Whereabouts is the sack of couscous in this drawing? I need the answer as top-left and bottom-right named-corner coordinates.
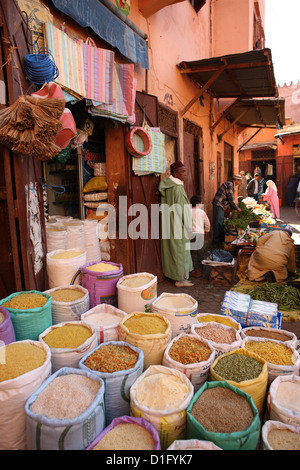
top-left (39, 321), bottom-right (98, 372)
top-left (117, 273), bottom-right (157, 314)
top-left (130, 365), bottom-right (194, 449)
top-left (44, 285), bottom-right (90, 324)
top-left (0, 340), bottom-right (51, 450)
top-left (261, 420), bottom-right (300, 450)
top-left (46, 248), bottom-right (87, 288)
top-left (0, 291), bottom-right (52, 341)
top-left (79, 341), bottom-right (144, 425)
top-left (25, 367), bottom-right (105, 450)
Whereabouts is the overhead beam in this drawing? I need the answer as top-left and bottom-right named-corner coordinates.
top-left (217, 109), bottom-right (248, 142)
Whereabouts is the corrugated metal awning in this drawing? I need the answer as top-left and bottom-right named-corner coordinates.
top-left (227, 98), bottom-right (285, 128)
top-left (178, 49), bottom-right (278, 117)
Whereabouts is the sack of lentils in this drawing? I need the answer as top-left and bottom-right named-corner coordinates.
top-left (242, 337), bottom-right (300, 385)
top-left (196, 313), bottom-right (242, 332)
top-left (25, 367), bottom-right (105, 450)
top-left (209, 348), bottom-right (268, 414)
top-left (39, 321), bottom-right (98, 372)
top-left (191, 321), bottom-right (242, 357)
top-left (162, 333), bottom-right (215, 391)
top-left (79, 341), bottom-right (144, 425)
top-left (0, 291), bottom-right (52, 341)
top-left (241, 326), bottom-right (297, 348)
top-left (187, 380), bottom-right (260, 450)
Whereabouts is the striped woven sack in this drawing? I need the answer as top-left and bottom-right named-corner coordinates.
top-left (132, 127), bottom-right (168, 175)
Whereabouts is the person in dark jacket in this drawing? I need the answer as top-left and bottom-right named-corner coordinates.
top-left (247, 173), bottom-right (260, 201)
top-left (286, 173), bottom-right (300, 206)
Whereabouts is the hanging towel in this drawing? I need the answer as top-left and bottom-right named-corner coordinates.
top-left (132, 128), bottom-right (168, 175)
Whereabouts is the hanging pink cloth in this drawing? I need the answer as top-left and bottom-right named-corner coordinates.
top-left (262, 181), bottom-right (280, 218)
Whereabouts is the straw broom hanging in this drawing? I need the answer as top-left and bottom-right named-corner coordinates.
top-left (0, 42), bottom-right (65, 160)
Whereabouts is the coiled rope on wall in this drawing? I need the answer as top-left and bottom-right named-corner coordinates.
top-left (25, 45), bottom-right (59, 86)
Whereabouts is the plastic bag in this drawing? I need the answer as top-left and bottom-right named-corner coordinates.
top-left (209, 249), bottom-right (233, 263)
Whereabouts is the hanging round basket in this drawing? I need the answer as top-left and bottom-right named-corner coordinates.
top-left (125, 126), bottom-right (152, 158)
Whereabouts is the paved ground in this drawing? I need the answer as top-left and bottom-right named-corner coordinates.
top-left (157, 205), bottom-right (300, 340)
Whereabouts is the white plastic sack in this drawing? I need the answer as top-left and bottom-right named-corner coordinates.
top-left (0, 340), bottom-right (51, 450)
top-left (25, 367), bottom-right (105, 450)
top-left (241, 326), bottom-right (297, 348)
top-left (261, 420), bottom-right (300, 450)
top-left (83, 219), bottom-right (101, 263)
top-left (44, 285), bottom-right (90, 324)
top-left (39, 321), bottom-right (98, 373)
top-left (162, 333), bottom-right (215, 391)
top-left (267, 374), bottom-right (300, 426)
top-left (66, 222), bottom-right (86, 251)
top-left (79, 341), bottom-right (144, 425)
top-left (46, 248), bottom-right (87, 288)
top-left (81, 304), bottom-right (127, 343)
top-left (196, 313), bottom-right (242, 332)
top-left (46, 224), bottom-right (67, 253)
top-left (167, 439), bottom-right (222, 450)
top-left (151, 293), bottom-right (198, 338)
top-left (191, 321), bottom-right (242, 357)
top-left (117, 273), bottom-right (157, 314)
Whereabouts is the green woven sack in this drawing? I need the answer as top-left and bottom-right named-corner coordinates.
top-left (0, 290), bottom-right (52, 341)
top-left (187, 380), bottom-right (260, 450)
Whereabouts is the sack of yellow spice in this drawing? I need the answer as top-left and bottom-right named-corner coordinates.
top-left (118, 312), bottom-right (172, 369)
top-left (209, 347), bottom-right (268, 414)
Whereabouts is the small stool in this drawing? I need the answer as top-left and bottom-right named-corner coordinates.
top-left (208, 259), bottom-right (238, 286)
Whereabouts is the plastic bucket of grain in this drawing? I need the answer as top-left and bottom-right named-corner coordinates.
top-left (0, 291), bottom-right (52, 341)
top-left (118, 312), bottom-right (172, 369)
top-left (261, 420), bottom-right (300, 450)
top-left (130, 365), bottom-right (194, 449)
top-left (77, 261), bottom-right (123, 308)
top-left (45, 285), bottom-right (90, 324)
top-left (0, 306), bottom-right (16, 345)
top-left (86, 415), bottom-right (161, 450)
top-left (267, 375), bottom-right (300, 427)
top-left (151, 293), bottom-right (198, 338)
top-left (191, 321), bottom-right (242, 357)
top-left (25, 366), bottom-right (105, 450)
top-left (81, 304), bottom-right (127, 343)
top-left (0, 340), bottom-right (51, 450)
top-left (79, 341), bottom-right (144, 425)
top-left (162, 333), bottom-right (215, 391)
top-left (39, 321), bottom-right (98, 372)
top-left (117, 273), bottom-right (157, 314)
top-left (186, 380), bottom-right (260, 450)
top-left (209, 348), bottom-right (268, 414)
top-left (46, 248), bottom-right (87, 288)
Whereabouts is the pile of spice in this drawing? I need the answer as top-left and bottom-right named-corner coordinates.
top-left (50, 288), bottom-right (85, 302)
top-left (92, 423), bottom-right (154, 450)
top-left (213, 353), bottom-right (263, 382)
top-left (42, 324), bottom-right (92, 349)
top-left (124, 314), bottom-right (167, 335)
top-left (83, 344), bottom-right (139, 373)
top-left (2, 293), bottom-right (47, 310)
top-left (191, 386), bottom-right (254, 433)
top-left (243, 328), bottom-right (291, 342)
top-left (30, 374), bottom-right (100, 419)
top-left (0, 342), bottom-right (46, 382)
top-left (267, 428), bottom-right (300, 450)
top-left (244, 340), bottom-right (294, 366)
top-left (194, 323), bottom-right (237, 344)
top-left (168, 335), bottom-right (211, 365)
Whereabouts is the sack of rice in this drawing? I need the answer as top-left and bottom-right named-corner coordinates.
top-left (267, 375), bottom-right (300, 427)
top-left (25, 367), bottom-right (105, 450)
top-left (191, 321), bottom-right (242, 357)
top-left (47, 249), bottom-right (87, 288)
top-left (79, 341), bottom-right (144, 424)
top-left (261, 420), bottom-right (300, 450)
top-left (81, 304), bottom-right (127, 343)
top-left (39, 321), bottom-right (98, 372)
top-left (79, 261), bottom-right (123, 308)
top-left (241, 326), bottom-right (297, 348)
top-left (0, 340), bottom-right (51, 450)
top-left (119, 312), bottom-right (172, 369)
top-left (162, 333), bottom-right (215, 391)
top-left (151, 293), bottom-right (198, 338)
top-left (196, 313), bottom-right (242, 332)
top-left (0, 291), bottom-right (52, 341)
top-left (65, 221), bottom-right (86, 251)
top-left (46, 224), bottom-right (67, 253)
top-left (0, 306), bottom-right (16, 345)
top-left (86, 416), bottom-right (161, 450)
top-left (44, 286), bottom-right (90, 324)
top-left (187, 381), bottom-right (260, 450)
top-left (242, 337), bottom-right (300, 385)
top-left (209, 348), bottom-right (268, 414)
top-left (117, 273), bottom-right (157, 314)
top-left (167, 439), bottom-right (222, 450)
top-left (130, 365), bottom-right (194, 449)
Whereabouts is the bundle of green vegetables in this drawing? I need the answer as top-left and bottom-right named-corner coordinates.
top-left (248, 283), bottom-right (300, 312)
top-left (224, 201), bottom-right (261, 233)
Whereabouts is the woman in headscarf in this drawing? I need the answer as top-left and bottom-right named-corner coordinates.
top-left (262, 180), bottom-right (280, 219)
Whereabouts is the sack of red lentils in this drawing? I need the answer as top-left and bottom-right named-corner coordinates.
top-left (187, 380), bottom-right (260, 450)
top-left (25, 367), bottom-right (105, 450)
